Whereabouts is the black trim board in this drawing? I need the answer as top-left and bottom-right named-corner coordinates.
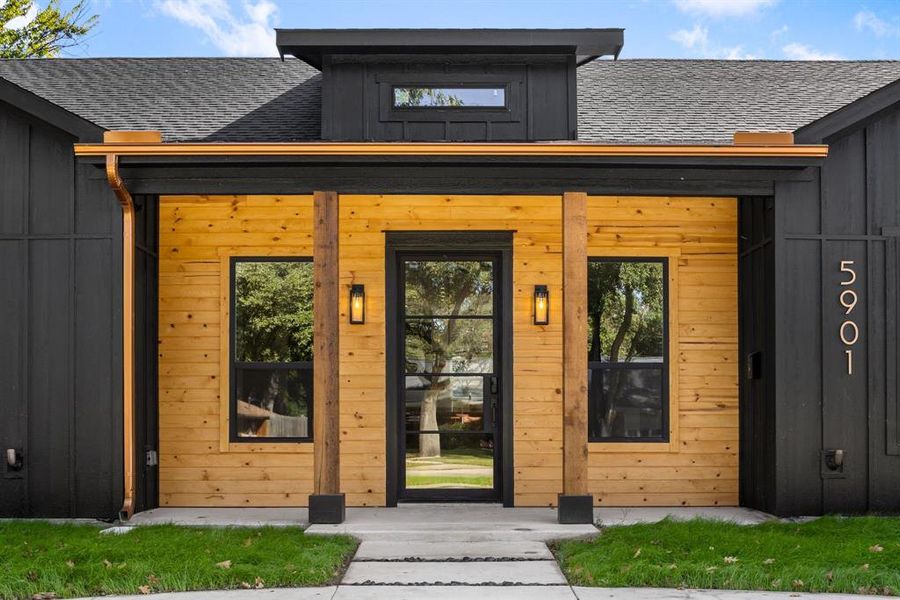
top-left (0, 77), bottom-right (103, 142)
top-left (385, 232), bottom-right (514, 507)
top-left (276, 28), bottom-right (624, 69)
top-left (92, 164), bottom-right (817, 198)
top-left (796, 78), bottom-right (900, 144)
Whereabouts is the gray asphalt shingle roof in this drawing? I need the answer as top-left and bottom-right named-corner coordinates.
top-left (2, 57), bottom-right (899, 144)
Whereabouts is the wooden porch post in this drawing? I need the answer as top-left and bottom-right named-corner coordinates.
top-left (309, 190), bottom-right (344, 523)
top-left (560, 191), bottom-right (593, 523)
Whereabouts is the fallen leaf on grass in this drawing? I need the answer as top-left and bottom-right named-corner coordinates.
top-left (861, 563), bottom-right (870, 571)
top-left (705, 566), bottom-right (718, 573)
top-left (138, 586), bottom-right (151, 595)
top-left (103, 560), bottom-right (112, 569)
top-left (147, 574), bottom-right (160, 586)
top-left (791, 579), bottom-right (805, 589)
top-left (216, 560), bottom-right (232, 569)
top-left (254, 577), bottom-right (265, 589)
top-left (65, 560), bottom-right (75, 569)
top-left (240, 582), bottom-right (252, 589)
top-left (771, 579), bottom-right (782, 588)
top-left (869, 544), bottom-right (884, 553)
top-left (762, 558), bottom-right (776, 565)
top-left (724, 556), bottom-right (738, 564)
top-left (633, 547), bottom-right (642, 558)
top-left (31, 593), bottom-right (56, 600)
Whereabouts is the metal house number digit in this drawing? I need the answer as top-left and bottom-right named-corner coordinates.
top-left (839, 260), bottom-right (859, 375)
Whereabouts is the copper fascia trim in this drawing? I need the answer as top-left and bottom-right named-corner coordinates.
top-left (106, 154), bottom-right (136, 522)
top-left (75, 141), bottom-right (829, 159)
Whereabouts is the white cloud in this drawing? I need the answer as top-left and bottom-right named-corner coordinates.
top-left (669, 24), bottom-right (708, 49)
top-left (673, 0), bottom-right (777, 18)
top-left (853, 10), bottom-right (900, 37)
top-left (769, 24), bottom-right (789, 41)
top-left (670, 23), bottom-right (760, 59)
top-left (156, 0), bottom-right (278, 56)
top-left (3, 0), bottom-right (39, 29)
top-left (782, 42), bottom-right (843, 61)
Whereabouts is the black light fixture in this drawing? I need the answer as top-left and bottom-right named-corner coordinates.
top-left (349, 284), bottom-right (366, 324)
top-left (533, 285), bottom-right (549, 325)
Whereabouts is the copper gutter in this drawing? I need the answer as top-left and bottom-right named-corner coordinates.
top-left (106, 152), bottom-right (136, 521)
top-left (101, 130), bottom-right (161, 521)
top-left (75, 140), bottom-right (828, 159)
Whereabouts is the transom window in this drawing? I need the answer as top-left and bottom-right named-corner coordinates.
top-left (587, 258), bottom-right (669, 442)
top-left (393, 86), bottom-right (506, 108)
top-left (230, 258), bottom-right (313, 442)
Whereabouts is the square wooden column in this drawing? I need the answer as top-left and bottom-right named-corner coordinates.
top-left (560, 191), bottom-right (593, 523)
top-left (310, 190), bottom-right (344, 523)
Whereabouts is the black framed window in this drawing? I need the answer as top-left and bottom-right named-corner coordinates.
top-left (587, 258), bottom-right (669, 442)
top-left (230, 258), bottom-right (313, 442)
top-left (393, 86), bottom-right (507, 108)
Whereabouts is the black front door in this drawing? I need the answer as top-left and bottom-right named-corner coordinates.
top-left (396, 253), bottom-right (503, 501)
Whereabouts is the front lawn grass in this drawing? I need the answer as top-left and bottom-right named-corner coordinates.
top-left (555, 516), bottom-right (900, 596)
top-left (0, 521), bottom-right (357, 600)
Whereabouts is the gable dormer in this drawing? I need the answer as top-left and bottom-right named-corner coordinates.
top-left (275, 28), bottom-right (623, 142)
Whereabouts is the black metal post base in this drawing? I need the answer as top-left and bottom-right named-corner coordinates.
top-left (308, 493), bottom-right (346, 524)
top-left (558, 494), bottom-right (594, 524)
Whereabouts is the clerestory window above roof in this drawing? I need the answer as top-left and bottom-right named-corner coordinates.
top-left (275, 28), bottom-right (624, 142)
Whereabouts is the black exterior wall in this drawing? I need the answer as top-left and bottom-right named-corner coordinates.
top-left (0, 100), bottom-right (123, 518)
top-left (740, 101), bottom-right (900, 516)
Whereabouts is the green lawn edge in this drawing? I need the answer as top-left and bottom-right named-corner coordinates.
top-left (553, 516), bottom-right (900, 596)
top-left (0, 522), bottom-right (358, 600)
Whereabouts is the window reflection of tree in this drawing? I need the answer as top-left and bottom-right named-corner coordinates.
top-left (588, 261), bottom-right (664, 439)
top-left (404, 261), bottom-right (493, 457)
top-left (233, 261), bottom-right (313, 437)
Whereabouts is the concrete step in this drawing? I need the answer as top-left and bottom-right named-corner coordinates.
top-left (307, 524), bottom-right (598, 542)
top-left (354, 540), bottom-right (553, 561)
top-left (342, 560), bottom-right (568, 585)
top-left (333, 586), bottom-right (577, 599)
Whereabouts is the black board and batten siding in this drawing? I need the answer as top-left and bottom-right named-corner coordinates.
top-left (0, 99), bottom-right (161, 519)
top-left (740, 102), bottom-right (900, 516)
top-left (321, 57), bottom-right (577, 141)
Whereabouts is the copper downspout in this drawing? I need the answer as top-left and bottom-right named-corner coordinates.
top-left (106, 152), bottom-right (136, 521)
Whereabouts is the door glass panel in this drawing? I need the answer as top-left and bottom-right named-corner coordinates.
top-left (405, 375), bottom-right (484, 432)
top-left (405, 318), bottom-right (493, 373)
top-left (400, 257), bottom-right (498, 496)
top-left (404, 260), bottom-right (493, 317)
top-left (405, 433), bottom-right (494, 489)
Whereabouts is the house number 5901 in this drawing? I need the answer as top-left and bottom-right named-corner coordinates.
top-left (839, 260), bottom-right (859, 375)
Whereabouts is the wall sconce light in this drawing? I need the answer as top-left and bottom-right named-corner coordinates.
top-left (350, 284), bottom-right (366, 324)
top-left (533, 285), bottom-right (549, 325)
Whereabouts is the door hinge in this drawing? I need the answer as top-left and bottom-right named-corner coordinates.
top-left (145, 449), bottom-right (158, 467)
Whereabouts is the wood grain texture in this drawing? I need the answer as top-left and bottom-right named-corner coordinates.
top-left (586, 196), bottom-right (739, 507)
top-left (157, 193), bottom-right (738, 508)
top-left (313, 191), bottom-right (341, 495)
top-left (562, 191), bottom-right (589, 496)
top-left (158, 195), bottom-right (315, 507)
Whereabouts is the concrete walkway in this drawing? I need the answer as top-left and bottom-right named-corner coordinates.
top-left (88, 505), bottom-right (831, 599)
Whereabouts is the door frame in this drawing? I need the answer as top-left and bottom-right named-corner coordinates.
top-left (386, 231), bottom-right (514, 506)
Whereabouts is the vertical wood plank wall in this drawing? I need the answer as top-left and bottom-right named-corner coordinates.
top-left (157, 194), bottom-right (737, 508)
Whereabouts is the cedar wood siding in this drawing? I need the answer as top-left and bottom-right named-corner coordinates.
top-left (156, 194), bottom-right (738, 507)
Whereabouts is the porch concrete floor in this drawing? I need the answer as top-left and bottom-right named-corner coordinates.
top-left (127, 505), bottom-right (772, 531)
